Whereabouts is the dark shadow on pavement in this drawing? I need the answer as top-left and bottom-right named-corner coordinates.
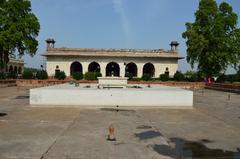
top-left (135, 130), bottom-right (162, 140)
top-left (152, 137), bottom-right (240, 159)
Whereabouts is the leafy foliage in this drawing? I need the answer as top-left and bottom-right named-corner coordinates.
top-left (125, 72), bottom-right (133, 80)
top-left (72, 72), bottom-right (83, 80)
top-left (55, 71), bottom-right (66, 80)
top-left (227, 74), bottom-right (239, 83)
top-left (182, 0), bottom-right (240, 76)
top-left (216, 73), bottom-right (240, 83)
top-left (173, 71), bottom-right (185, 81)
top-left (0, 0), bottom-right (40, 71)
top-left (216, 74), bottom-right (227, 83)
top-left (159, 74), bottom-right (169, 81)
top-left (22, 70), bottom-right (33, 79)
top-left (141, 74), bottom-right (152, 81)
top-left (7, 72), bottom-right (17, 79)
top-left (0, 72), bottom-right (6, 79)
top-left (129, 78), bottom-right (141, 81)
top-left (84, 72), bottom-right (102, 80)
top-left (185, 71), bottom-right (203, 82)
top-left (36, 70), bottom-right (48, 80)
top-left (6, 72), bottom-right (17, 79)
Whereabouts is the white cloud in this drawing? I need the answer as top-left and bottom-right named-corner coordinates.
top-left (112, 0), bottom-right (134, 46)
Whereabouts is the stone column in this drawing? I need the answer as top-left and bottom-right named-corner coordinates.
top-left (22, 66), bottom-right (24, 74)
top-left (137, 64), bottom-right (143, 78)
top-left (119, 62), bottom-right (125, 77)
top-left (82, 62), bottom-right (89, 75)
top-left (64, 62), bottom-right (70, 76)
top-left (46, 62), bottom-right (55, 76)
top-left (100, 63), bottom-right (107, 77)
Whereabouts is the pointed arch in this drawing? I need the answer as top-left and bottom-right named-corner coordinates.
top-left (106, 62), bottom-right (120, 77)
top-left (88, 62), bottom-right (100, 73)
top-left (70, 61), bottom-right (83, 75)
top-left (125, 62), bottom-right (137, 77)
top-left (143, 63), bottom-right (155, 77)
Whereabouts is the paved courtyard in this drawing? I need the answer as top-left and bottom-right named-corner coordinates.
top-left (0, 86), bottom-right (240, 159)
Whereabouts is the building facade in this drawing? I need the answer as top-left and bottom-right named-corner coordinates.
top-left (44, 39), bottom-right (183, 78)
top-left (5, 57), bottom-right (24, 75)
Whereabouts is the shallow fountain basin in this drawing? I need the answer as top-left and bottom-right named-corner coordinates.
top-left (30, 84), bottom-right (193, 109)
top-left (98, 77), bottom-right (128, 88)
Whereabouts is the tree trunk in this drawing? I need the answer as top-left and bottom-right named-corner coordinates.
top-left (0, 52), bottom-right (4, 73)
top-left (0, 51), bottom-right (9, 73)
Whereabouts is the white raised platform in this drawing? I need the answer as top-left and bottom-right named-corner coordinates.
top-left (98, 77), bottom-right (128, 88)
top-left (30, 84), bottom-right (193, 109)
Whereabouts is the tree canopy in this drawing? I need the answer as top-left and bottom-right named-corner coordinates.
top-left (182, 0), bottom-right (240, 76)
top-left (0, 0), bottom-right (40, 71)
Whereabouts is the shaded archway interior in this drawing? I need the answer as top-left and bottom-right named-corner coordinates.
top-left (106, 62), bottom-right (120, 77)
top-left (143, 63), bottom-right (155, 77)
top-left (14, 66), bottom-right (17, 73)
top-left (18, 67), bottom-right (22, 74)
top-left (88, 62), bottom-right (100, 73)
top-left (125, 62), bottom-right (137, 77)
top-left (8, 66), bottom-right (13, 72)
top-left (70, 61), bottom-right (83, 75)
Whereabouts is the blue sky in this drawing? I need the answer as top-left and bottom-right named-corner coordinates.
top-left (24, 0), bottom-right (240, 73)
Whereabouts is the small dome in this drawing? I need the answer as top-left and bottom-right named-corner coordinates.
top-left (170, 41), bottom-right (179, 46)
top-left (46, 38), bottom-right (55, 43)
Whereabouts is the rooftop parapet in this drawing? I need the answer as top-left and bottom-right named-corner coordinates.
top-left (46, 47), bottom-right (173, 53)
top-left (43, 39), bottom-right (183, 59)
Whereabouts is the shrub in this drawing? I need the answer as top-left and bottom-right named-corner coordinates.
top-left (197, 71), bottom-right (205, 81)
top-left (55, 71), bottom-right (66, 80)
top-left (141, 74), bottom-right (152, 81)
top-left (84, 72), bottom-right (102, 80)
top-left (185, 71), bottom-right (199, 82)
top-left (189, 73), bottom-right (198, 82)
top-left (72, 72), bottom-right (83, 80)
top-left (216, 74), bottom-right (227, 83)
top-left (7, 72), bottom-right (18, 79)
top-left (22, 70), bottom-right (33, 79)
top-left (152, 78), bottom-right (159, 81)
top-left (36, 70), bottom-right (48, 80)
top-left (0, 72), bottom-right (6, 79)
top-left (227, 74), bottom-right (239, 83)
top-left (187, 71), bottom-right (204, 82)
top-left (130, 77), bottom-right (141, 81)
top-left (237, 69), bottom-right (240, 78)
top-left (125, 73), bottom-right (133, 80)
top-left (216, 74), bottom-right (240, 83)
top-left (173, 71), bottom-right (185, 81)
top-left (237, 73), bottom-right (240, 82)
top-left (159, 74), bottom-right (169, 81)
top-left (94, 72), bottom-right (102, 79)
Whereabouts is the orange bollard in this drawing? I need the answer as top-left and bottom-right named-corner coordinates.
top-left (107, 124), bottom-right (116, 141)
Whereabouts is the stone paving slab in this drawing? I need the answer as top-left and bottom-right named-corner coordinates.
top-left (42, 110), bottom-right (169, 159)
top-left (0, 87), bottom-right (240, 159)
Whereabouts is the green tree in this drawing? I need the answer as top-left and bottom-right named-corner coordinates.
top-left (182, 0), bottom-right (240, 77)
top-left (0, 0), bottom-right (40, 72)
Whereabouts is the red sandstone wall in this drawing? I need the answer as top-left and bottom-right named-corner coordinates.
top-left (129, 81), bottom-right (205, 88)
top-left (0, 80), bottom-right (16, 84)
top-left (206, 83), bottom-right (240, 93)
top-left (16, 79), bottom-right (97, 87)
